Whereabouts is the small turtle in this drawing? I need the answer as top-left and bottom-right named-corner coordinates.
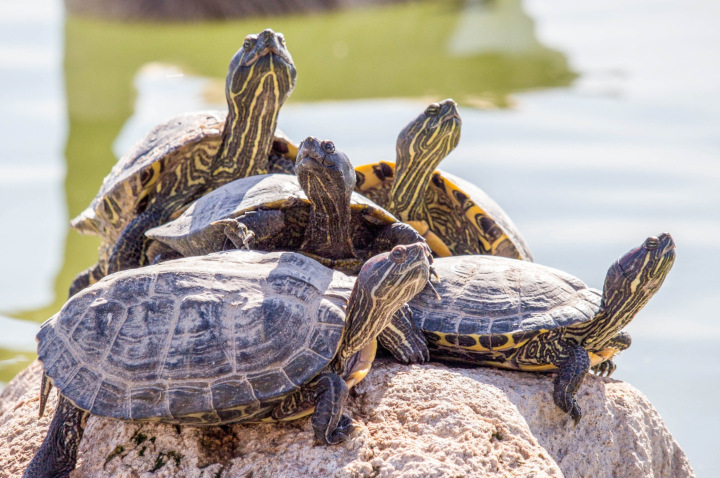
top-left (395, 233), bottom-right (675, 424)
top-left (24, 244), bottom-right (432, 478)
top-left (69, 29), bottom-right (298, 295)
top-left (146, 137), bottom-right (429, 275)
top-left (355, 99), bottom-right (533, 261)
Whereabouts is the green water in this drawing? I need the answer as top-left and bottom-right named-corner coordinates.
top-left (6, 0), bottom-right (572, 331)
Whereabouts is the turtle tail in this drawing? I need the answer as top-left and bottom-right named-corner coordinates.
top-left (39, 373), bottom-right (53, 419)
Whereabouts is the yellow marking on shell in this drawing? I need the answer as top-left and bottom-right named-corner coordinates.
top-left (517, 363), bottom-right (558, 372)
top-left (284, 141), bottom-right (298, 160)
top-left (355, 163), bottom-right (388, 191)
top-left (406, 220), bottom-right (452, 257)
top-left (276, 341), bottom-right (377, 422)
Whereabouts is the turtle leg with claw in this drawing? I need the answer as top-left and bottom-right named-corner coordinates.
top-left (272, 372), bottom-right (353, 445)
top-left (551, 341), bottom-right (591, 426)
top-left (214, 210), bottom-right (286, 251)
top-left (378, 304), bottom-right (429, 364)
top-left (591, 331), bottom-right (631, 377)
top-left (23, 396), bottom-right (89, 478)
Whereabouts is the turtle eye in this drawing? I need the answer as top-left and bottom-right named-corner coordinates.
top-left (644, 236), bottom-right (659, 250)
top-left (322, 141), bottom-right (335, 154)
top-left (425, 103), bottom-right (440, 116)
top-left (243, 36), bottom-right (257, 50)
top-left (390, 248), bottom-right (407, 264)
top-left (277, 34), bottom-right (286, 45)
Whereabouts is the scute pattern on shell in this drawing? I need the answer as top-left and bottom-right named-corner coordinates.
top-left (37, 250), bottom-right (354, 425)
top-left (410, 255), bottom-right (601, 339)
top-left (71, 111), bottom-right (226, 240)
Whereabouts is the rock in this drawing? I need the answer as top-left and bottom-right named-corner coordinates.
top-left (0, 360), bottom-right (694, 478)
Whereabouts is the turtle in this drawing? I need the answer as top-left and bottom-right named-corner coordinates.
top-left (146, 137), bottom-right (430, 276)
top-left (390, 233), bottom-right (675, 424)
top-left (355, 99), bottom-right (533, 261)
top-left (24, 243), bottom-right (433, 478)
top-left (68, 28), bottom-right (298, 296)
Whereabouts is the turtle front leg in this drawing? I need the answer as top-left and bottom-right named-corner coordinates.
top-left (272, 372), bottom-right (353, 445)
top-left (591, 330), bottom-right (631, 377)
top-left (378, 304), bottom-right (429, 364)
top-left (371, 222), bottom-right (428, 254)
top-left (551, 342), bottom-right (591, 426)
top-left (107, 209), bottom-right (169, 274)
top-left (23, 396), bottom-right (89, 478)
top-left (214, 210), bottom-right (286, 251)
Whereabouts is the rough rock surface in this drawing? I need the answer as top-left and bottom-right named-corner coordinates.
top-left (0, 360), bottom-right (694, 478)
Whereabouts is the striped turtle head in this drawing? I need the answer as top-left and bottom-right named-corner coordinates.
top-left (583, 233), bottom-right (676, 348)
top-left (226, 29), bottom-right (296, 108)
top-left (389, 99), bottom-right (461, 221)
top-left (295, 137), bottom-right (356, 206)
top-left (604, 233), bottom-right (676, 306)
top-left (219, 30), bottom-right (297, 176)
top-left (396, 99), bottom-right (462, 172)
top-left (357, 243), bottom-right (433, 309)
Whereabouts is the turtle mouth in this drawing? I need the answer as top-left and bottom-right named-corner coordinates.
top-left (296, 153), bottom-right (335, 169)
top-left (242, 49), bottom-right (294, 69)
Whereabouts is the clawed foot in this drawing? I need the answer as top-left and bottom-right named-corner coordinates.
top-left (592, 360), bottom-right (617, 377)
top-left (325, 415), bottom-right (354, 445)
top-left (398, 332), bottom-right (430, 364)
top-left (217, 220), bottom-right (255, 250)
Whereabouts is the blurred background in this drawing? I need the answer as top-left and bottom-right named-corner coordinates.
top-left (0, 0), bottom-right (718, 473)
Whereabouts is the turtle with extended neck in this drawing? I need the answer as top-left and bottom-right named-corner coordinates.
top-left (68, 29), bottom-right (298, 296)
top-left (356, 99), bottom-right (533, 261)
top-left (23, 243), bottom-right (433, 478)
top-left (398, 233), bottom-right (675, 424)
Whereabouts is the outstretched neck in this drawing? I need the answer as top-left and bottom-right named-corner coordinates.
top-left (387, 152), bottom-right (437, 223)
top-left (212, 71), bottom-right (281, 181)
top-left (566, 290), bottom-right (652, 351)
top-left (303, 190), bottom-right (355, 259)
top-left (333, 283), bottom-right (397, 375)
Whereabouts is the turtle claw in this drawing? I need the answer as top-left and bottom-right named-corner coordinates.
top-left (592, 360), bottom-right (617, 378)
top-left (242, 229), bottom-right (256, 250)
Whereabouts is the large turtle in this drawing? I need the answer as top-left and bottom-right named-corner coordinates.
top-left (69, 29), bottom-right (298, 295)
top-left (146, 137), bottom-right (429, 276)
top-left (24, 243), bottom-right (432, 478)
top-left (392, 233), bottom-right (675, 424)
top-left (355, 99), bottom-right (533, 261)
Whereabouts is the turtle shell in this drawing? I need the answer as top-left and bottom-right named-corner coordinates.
top-left (355, 162), bottom-right (533, 261)
top-left (71, 111), bottom-right (298, 242)
top-left (146, 173), bottom-right (397, 259)
top-left (36, 250), bottom-right (354, 425)
top-left (409, 255), bottom-right (600, 367)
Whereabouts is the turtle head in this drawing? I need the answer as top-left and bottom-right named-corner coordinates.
top-left (225, 29), bottom-right (297, 121)
top-left (605, 233), bottom-right (676, 303)
top-left (396, 99), bottom-right (462, 171)
top-left (295, 137), bottom-right (356, 205)
top-left (590, 233), bottom-right (675, 345)
top-left (357, 243), bottom-right (433, 310)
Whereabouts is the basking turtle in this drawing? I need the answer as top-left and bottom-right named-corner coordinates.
top-left (146, 137), bottom-right (429, 275)
top-left (24, 244), bottom-right (432, 478)
top-left (69, 28), bottom-right (298, 295)
top-left (355, 99), bottom-right (533, 261)
top-left (396, 233), bottom-right (675, 424)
